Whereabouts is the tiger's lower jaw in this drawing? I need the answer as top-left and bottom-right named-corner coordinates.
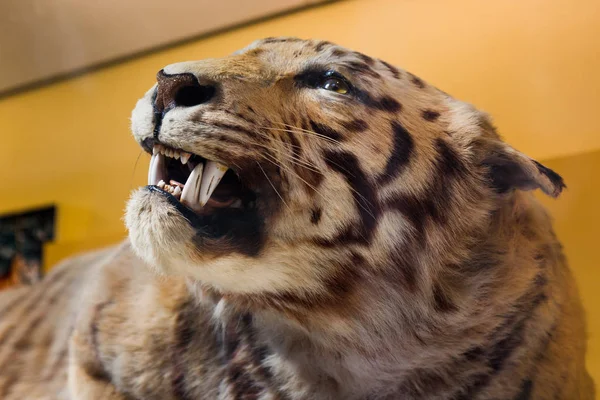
top-left (125, 186), bottom-right (266, 273)
top-left (145, 185), bottom-right (262, 238)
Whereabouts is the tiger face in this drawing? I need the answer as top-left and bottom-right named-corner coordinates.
top-left (126, 37), bottom-right (564, 306)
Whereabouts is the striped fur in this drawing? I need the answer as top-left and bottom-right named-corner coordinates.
top-left (0, 38), bottom-right (595, 399)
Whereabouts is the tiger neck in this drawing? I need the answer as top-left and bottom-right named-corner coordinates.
top-left (192, 194), bottom-right (557, 397)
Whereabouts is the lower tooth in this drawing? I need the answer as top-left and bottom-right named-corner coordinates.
top-left (170, 180), bottom-right (185, 189)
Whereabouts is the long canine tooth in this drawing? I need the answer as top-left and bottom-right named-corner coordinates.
top-left (180, 152), bottom-right (191, 165)
top-left (148, 154), bottom-right (167, 185)
top-left (152, 145), bottom-right (159, 155)
top-left (198, 161), bottom-right (228, 206)
top-left (155, 154), bottom-right (166, 184)
top-left (181, 162), bottom-right (204, 212)
top-left (148, 154), bottom-right (157, 185)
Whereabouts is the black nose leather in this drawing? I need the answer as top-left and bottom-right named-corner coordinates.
top-left (154, 69), bottom-right (216, 114)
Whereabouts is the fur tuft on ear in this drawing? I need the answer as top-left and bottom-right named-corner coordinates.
top-left (483, 144), bottom-right (566, 198)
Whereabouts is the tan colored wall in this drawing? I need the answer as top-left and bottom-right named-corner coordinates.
top-left (537, 151), bottom-right (600, 384)
top-left (0, 0), bottom-right (599, 383)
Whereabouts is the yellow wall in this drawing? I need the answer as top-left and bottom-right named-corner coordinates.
top-left (537, 151), bottom-right (600, 383)
top-left (1, 0), bottom-right (599, 384)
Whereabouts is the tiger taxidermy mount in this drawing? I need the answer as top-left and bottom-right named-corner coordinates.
top-left (0, 37), bottom-right (594, 400)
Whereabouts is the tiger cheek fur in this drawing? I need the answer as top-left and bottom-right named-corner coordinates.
top-left (0, 37), bottom-right (594, 400)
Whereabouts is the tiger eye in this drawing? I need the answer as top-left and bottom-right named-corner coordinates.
top-left (321, 77), bottom-right (349, 94)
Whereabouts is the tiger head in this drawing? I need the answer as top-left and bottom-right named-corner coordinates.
top-left (126, 37), bottom-right (564, 320)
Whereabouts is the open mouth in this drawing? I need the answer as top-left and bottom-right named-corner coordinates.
top-left (147, 144), bottom-right (256, 225)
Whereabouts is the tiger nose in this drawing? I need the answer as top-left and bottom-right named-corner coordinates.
top-left (153, 69), bottom-right (216, 114)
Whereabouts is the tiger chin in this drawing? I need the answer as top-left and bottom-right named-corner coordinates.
top-left (0, 37), bottom-right (594, 400)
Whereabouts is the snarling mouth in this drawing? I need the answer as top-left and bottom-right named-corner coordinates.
top-left (147, 144), bottom-right (256, 230)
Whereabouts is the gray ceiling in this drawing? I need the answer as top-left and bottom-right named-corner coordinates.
top-left (0, 0), bottom-right (329, 95)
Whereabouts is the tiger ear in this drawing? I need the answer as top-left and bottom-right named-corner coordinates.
top-left (482, 143), bottom-right (566, 198)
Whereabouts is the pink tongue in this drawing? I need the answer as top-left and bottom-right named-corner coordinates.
top-left (186, 181), bottom-right (238, 213)
top-left (206, 197), bottom-right (235, 208)
top-left (192, 197), bottom-right (236, 215)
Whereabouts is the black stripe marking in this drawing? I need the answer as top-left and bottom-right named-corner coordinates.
top-left (331, 48), bottom-right (348, 58)
top-left (89, 300), bottom-right (113, 380)
top-left (286, 129), bottom-right (303, 160)
top-left (489, 319), bottom-right (527, 372)
top-left (415, 139), bottom-right (468, 224)
top-left (356, 52), bottom-right (375, 66)
top-left (312, 225), bottom-right (364, 248)
top-left (380, 60), bottom-right (401, 79)
top-left (229, 365), bottom-right (261, 399)
top-left (341, 119), bottom-right (368, 133)
top-left (207, 121), bottom-right (264, 143)
top-left (384, 193), bottom-right (433, 238)
top-left (436, 138), bottom-right (467, 178)
top-left (220, 321), bottom-right (239, 360)
top-left (345, 61), bottom-right (380, 79)
top-left (322, 150), bottom-right (380, 245)
top-left (422, 110), bottom-right (440, 121)
top-left (239, 315), bottom-right (281, 393)
top-left (43, 336), bottom-right (70, 381)
top-left (171, 299), bottom-right (197, 400)
top-left (245, 48), bottom-right (264, 57)
top-left (322, 252), bottom-right (365, 306)
top-left (283, 127), bottom-right (324, 193)
top-left (0, 325), bottom-right (16, 349)
top-left (0, 267), bottom-right (73, 367)
top-left (309, 120), bottom-right (343, 141)
top-left (377, 121), bottom-right (414, 185)
top-left (355, 89), bottom-right (402, 113)
top-left (0, 291), bottom-right (29, 321)
top-left (0, 267), bottom-right (68, 320)
top-left (13, 313), bottom-right (43, 350)
top-left (377, 96), bottom-right (402, 113)
top-left (453, 290), bottom-right (548, 399)
top-left (383, 138), bottom-right (467, 235)
top-left (310, 208), bottom-right (322, 225)
top-left (314, 41), bottom-right (333, 52)
top-left (223, 109), bottom-right (257, 125)
top-left (453, 321), bottom-right (529, 399)
top-left (409, 73), bottom-right (426, 88)
top-left (259, 252), bottom-right (364, 312)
